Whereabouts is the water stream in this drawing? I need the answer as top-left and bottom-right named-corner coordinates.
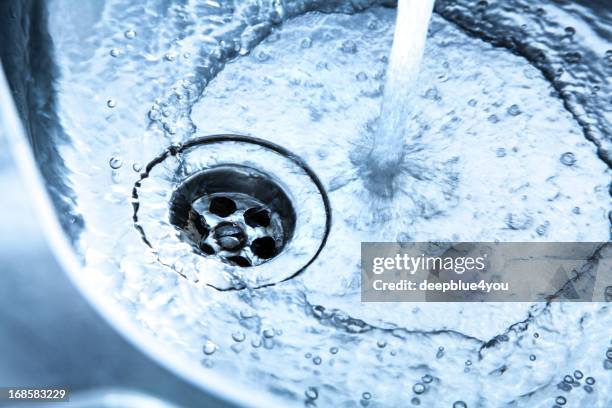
top-left (366, 0), bottom-right (435, 196)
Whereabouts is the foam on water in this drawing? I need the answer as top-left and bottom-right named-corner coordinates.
top-left (44, 0), bottom-right (611, 406)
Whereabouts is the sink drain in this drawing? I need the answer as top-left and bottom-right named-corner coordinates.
top-left (133, 135), bottom-right (330, 290)
top-left (169, 165), bottom-right (296, 267)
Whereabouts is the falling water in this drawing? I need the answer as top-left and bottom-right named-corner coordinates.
top-left (366, 0), bottom-right (435, 195)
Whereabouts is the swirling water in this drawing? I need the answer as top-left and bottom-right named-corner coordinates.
top-left (44, 0), bottom-right (611, 406)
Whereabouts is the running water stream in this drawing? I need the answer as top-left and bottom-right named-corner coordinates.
top-left (366, 0), bottom-right (435, 196)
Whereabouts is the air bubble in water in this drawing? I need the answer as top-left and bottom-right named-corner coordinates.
top-left (132, 163), bottom-right (143, 172)
top-left (232, 331), bottom-right (246, 342)
top-left (203, 341), bottom-right (217, 355)
top-left (422, 374), bottom-right (433, 383)
top-left (563, 375), bottom-right (574, 383)
top-left (124, 29), bottom-right (136, 39)
top-left (109, 157), bottom-right (122, 169)
top-left (436, 347), bottom-right (445, 358)
top-left (262, 328), bottom-right (275, 338)
top-left (362, 392), bottom-right (372, 400)
top-left (507, 104), bottom-right (521, 116)
top-left (313, 356), bottom-right (322, 365)
top-left (555, 396), bottom-right (567, 405)
top-left (453, 401), bottom-right (467, 408)
top-left (305, 387), bottom-right (318, 400)
top-left (560, 152), bottom-right (576, 166)
top-left (356, 72), bottom-right (368, 81)
top-left (109, 48), bottom-right (120, 57)
top-left (585, 377), bottom-right (595, 385)
top-left (411, 397), bottom-right (420, 405)
top-left (341, 40), bottom-right (358, 54)
top-left (529, 354), bottom-right (536, 361)
top-left (330, 347), bottom-right (339, 354)
top-left (300, 37), bottom-right (312, 49)
top-left (412, 382), bottom-right (426, 394)
top-left (573, 370), bottom-right (583, 379)
top-left (106, 99), bottom-right (116, 108)
top-left (377, 339), bottom-right (387, 348)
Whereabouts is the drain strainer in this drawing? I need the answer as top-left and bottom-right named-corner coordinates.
top-left (133, 135), bottom-right (331, 290)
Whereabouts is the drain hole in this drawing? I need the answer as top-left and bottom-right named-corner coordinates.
top-left (227, 255), bottom-right (252, 267)
top-left (169, 165), bottom-right (296, 267)
top-left (244, 207), bottom-right (271, 228)
top-left (251, 236), bottom-right (277, 259)
top-left (209, 196), bottom-right (237, 217)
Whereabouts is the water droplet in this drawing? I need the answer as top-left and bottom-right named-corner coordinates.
top-left (109, 157), bottom-right (122, 169)
top-left (232, 331), bottom-right (246, 342)
top-left (124, 29), bottom-right (136, 39)
top-left (555, 396), bottom-right (566, 405)
top-left (560, 152), bottom-right (576, 166)
top-left (585, 377), bottom-right (595, 385)
top-left (341, 40), bottom-right (357, 54)
top-left (203, 341), bottom-right (217, 355)
top-left (362, 392), bottom-right (372, 400)
top-left (109, 48), bottom-right (120, 57)
top-left (106, 99), bottom-right (116, 108)
top-left (453, 401), bottom-right (467, 408)
top-left (529, 354), bottom-right (536, 361)
top-left (330, 347), bottom-right (339, 354)
top-left (573, 370), bottom-right (583, 379)
top-left (305, 387), bottom-right (318, 400)
top-left (563, 375), bottom-right (574, 383)
top-left (420, 374), bottom-right (432, 384)
top-left (312, 356), bottom-right (322, 365)
top-left (412, 382), bottom-right (426, 395)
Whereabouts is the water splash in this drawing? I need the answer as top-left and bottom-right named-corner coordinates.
top-left (365, 0), bottom-right (435, 196)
